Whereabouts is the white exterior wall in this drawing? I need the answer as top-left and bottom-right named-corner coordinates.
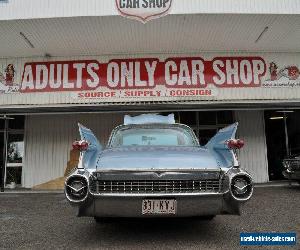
top-left (235, 110), bottom-right (269, 183)
top-left (23, 110), bottom-right (269, 187)
top-left (23, 113), bottom-right (123, 188)
top-left (1, 0), bottom-right (299, 21)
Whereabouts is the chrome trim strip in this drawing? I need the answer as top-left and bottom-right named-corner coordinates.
top-left (93, 171), bottom-right (222, 181)
top-left (89, 192), bottom-right (225, 197)
top-left (93, 169), bottom-right (222, 172)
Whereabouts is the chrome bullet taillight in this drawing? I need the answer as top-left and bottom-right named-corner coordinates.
top-left (65, 175), bottom-right (88, 202)
top-left (230, 174), bottom-right (253, 201)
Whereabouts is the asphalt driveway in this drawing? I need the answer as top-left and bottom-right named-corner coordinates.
top-left (0, 186), bottom-right (299, 250)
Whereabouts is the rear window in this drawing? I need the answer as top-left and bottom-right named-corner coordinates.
top-left (109, 126), bottom-right (198, 147)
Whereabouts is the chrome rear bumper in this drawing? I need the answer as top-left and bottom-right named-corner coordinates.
top-left (76, 191), bottom-right (242, 217)
top-left (65, 168), bottom-right (252, 218)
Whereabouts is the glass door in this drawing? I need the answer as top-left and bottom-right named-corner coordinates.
top-left (0, 118), bottom-right (7, 191)
top-left (0, 131), bottom-right (4, 191)
top-left (5, 133), bottom-right (24, 186)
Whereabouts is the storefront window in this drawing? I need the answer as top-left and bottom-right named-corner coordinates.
top-left (179, 112), bottom-right (197, 126)
top-left (198, 112), bottom-right (216, 125)
top-left (8, 116), bottom-right (25, 130)
top-left (178, 111), bottom-right (234, 146)
top-left (0, 120), bottom-right (4, 130)
top-left (7, 134), bottom-right (24, 163)
top-left (217, 111), bottom-right (234, 125)
top-left (198, 129), bottom-right (217, 145)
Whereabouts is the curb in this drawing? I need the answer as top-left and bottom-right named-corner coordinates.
top-left (255, 182), bottom-right (299, 188)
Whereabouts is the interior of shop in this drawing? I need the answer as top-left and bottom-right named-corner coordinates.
top-left (161, 111), bottom-right (234, 145)
top-left (265, 110), bottom-right (300, 180)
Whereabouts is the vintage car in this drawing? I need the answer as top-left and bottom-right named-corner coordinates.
top-left (282, 155), bottom-right (300, 183)
top-left (65, 114), bottom-right (253, 222)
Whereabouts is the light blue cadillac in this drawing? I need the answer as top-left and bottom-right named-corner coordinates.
top-left (65, 114), bottom-right (253, 222)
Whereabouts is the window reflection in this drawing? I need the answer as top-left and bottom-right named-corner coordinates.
top-left (6, 134), bottom-right (24, 186)
top-left (7, 141), bottom-right (24, 163)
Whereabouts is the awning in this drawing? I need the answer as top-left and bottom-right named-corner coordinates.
top-left (1, 100), bottom-right (300, 114)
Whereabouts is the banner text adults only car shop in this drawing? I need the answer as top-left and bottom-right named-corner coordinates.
top-left (20, 57), bottom-right (266, 93)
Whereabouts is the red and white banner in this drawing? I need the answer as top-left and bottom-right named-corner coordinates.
top-left (19, 57), bottom-right (266, 92)
top-left (0, 56), bottom-right (299, 101)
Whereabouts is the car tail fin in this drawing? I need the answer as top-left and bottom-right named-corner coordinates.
top-left (206, 123), bottom-right (240, 167)
top-left (76, 123), bottom-right (102, 169)
top-left (206, 123), bottom-right (238, 150)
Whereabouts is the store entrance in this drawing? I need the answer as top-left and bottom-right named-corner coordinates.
top-left (264, 110), bottom-right (300, 180)
top-left (0, 130), bottom-right (4, 191)
top-left (0, 116), bottom-right (24, 191)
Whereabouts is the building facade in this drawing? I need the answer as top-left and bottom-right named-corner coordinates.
top-left (0, 0), bottom-right (300, 189)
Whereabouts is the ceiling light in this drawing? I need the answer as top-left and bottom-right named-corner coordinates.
top-left (0, 116), bottom-right (14, 120)
top-left (255, 26), bottom-right (269, 43)
top-left (19, 32), bottom-right (35, 48)
top-left (276, 110), bottom-right (294, 113)
top-left (270, 116), bottom-right (284, 120)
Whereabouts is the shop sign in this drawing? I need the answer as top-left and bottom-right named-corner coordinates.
top-left (262, 62), bottom-right (300, 88)
top-left (115, 0), bottom-right (172, 23)
top-left (0, 56), bottom-right (299, 100)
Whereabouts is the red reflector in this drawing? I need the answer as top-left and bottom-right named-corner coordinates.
top-left (227, 139), bottom-right (245, 149)
top-left (72, 140), bottom-right (89, 151)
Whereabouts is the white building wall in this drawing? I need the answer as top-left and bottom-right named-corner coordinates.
top-left (23, 113), bottom-right (123, 188)
top-left (235, 110), bottom-right (269, 183)
top-left (1, 0), bottom-right (299, 21)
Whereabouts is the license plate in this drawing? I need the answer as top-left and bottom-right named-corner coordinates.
top-left (142, 199), bottom-right (176, 215)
